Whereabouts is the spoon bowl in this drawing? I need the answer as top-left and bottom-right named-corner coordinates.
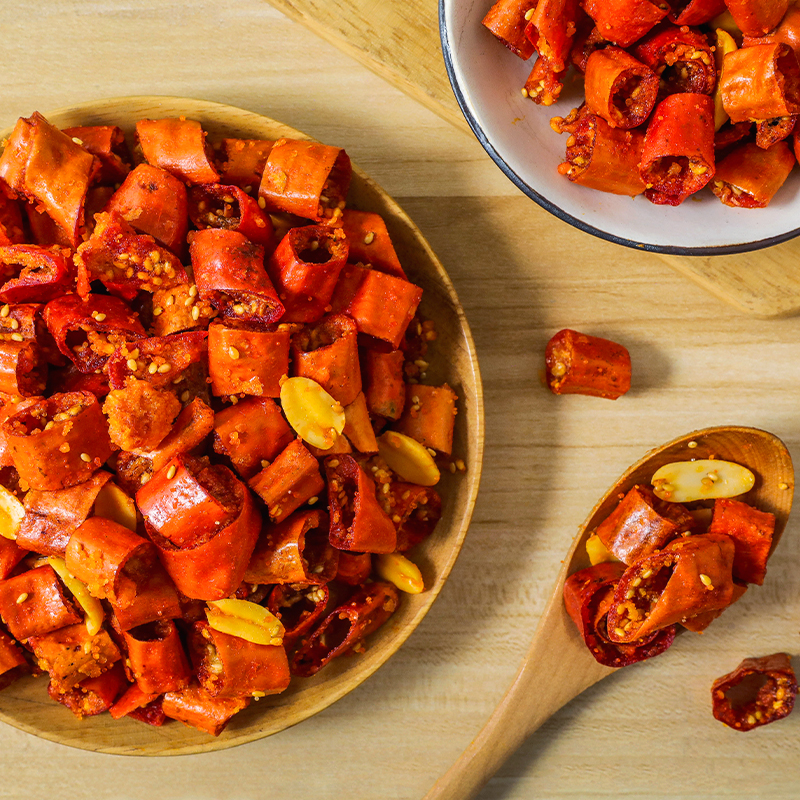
top-left (425, 426), bottom-right (794, 800)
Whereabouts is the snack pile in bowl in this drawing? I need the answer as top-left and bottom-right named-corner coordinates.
top-left (0, 110), bottom-right (465, 738)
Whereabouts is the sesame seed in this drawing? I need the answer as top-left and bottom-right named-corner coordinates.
top-left (189, 285), bottom-right (198, 297)
top-left (166, 465), bottom-right (177, 479)
top-left (9, 319), bottom-right (19, 330)
top-left (15, 593), bottom-right (28, 604)
top-left (180, 390), bottom-right (190, 402)
top-left (148, 363), bottom-right (158, 374)
top-left (80, 453), bottom-right (91, 462)
top-left (10, 333), bottom-right (22, 342)
top-left (308, 496), bottom-right (318, 505)
top-left (363, 231), bottom-right (375, 245)
top-left (127, 359), bottom-right (138, 371)
top-left (779, 482), bottom-right (790, 490)
top-left (153, 307), bottom-right (163, 316)
top-left (166, 295), bottom-right (175, 306)
top-left (257, 197), bottom-right (266, 209)
top-left (699, 573), bottom-right (713, 588)
top-left (0, 305), bottom-right (9, 318)
top-left (59, 443), bottom-right (70, 453)
top-left (228, 346), bottom-right (240, 359)
top-left (157, 363), bottom-right (171, 374)
top-left (687, 441), bottom-right (698, 448)
top-left (191, 306), bottom-right (200, 320)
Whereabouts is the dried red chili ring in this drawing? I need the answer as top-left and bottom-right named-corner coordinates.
top-left (207, 322), bottom-right (290, 398)
top-left (0, 245), bottom-right (74, 304)
top-left (188, 620), bottom-right (291, 698)
top-left (142, 462), bottom-right (261, 601)
top-left (212, 396), bottom-right (294, 480)
top-left (16, 469), bottom-right (112, 556)
top-left (606, 532), bottom-right (736, 643)
top-left (109, 562), bottom-right (183, 632)
top-left (325, 455), bottom-right (397, 553)
top-left (43, 293), bottom-right (145, 373)
top-left (720, 43), bottom-right (800, 124)
top-left (266, 224), bottom-right (349, 323)
top-left (120, 619), bottom-right (191, 694)
top-left (136, 118), bottom-right (220, 185)
top-left (75, 211), bottom-right (188, 300)
top-left (668, 0), bottom-right (725, 24)
top-left (363, 347), bottom-right (406, 420)
top-left (712, 653), bottom-right (797, 730)
top-left (564, 562), bottom-right (676, 667)
top-left (325, 209), bottom-right (406, 279)
top-left (290, 581), bottom-right (399, 677)
top-left (581, 0), bottom-right (668, 48)
top-left (388, 482), bottom-right (443, 552)
top-left (755, 115), bottom-right (797, 149)
top-left (640, 93), bottom-right (716, 205)
top-left (48, 663), bottom-right (128, 719)
top-left (291, 314), bottom-right (362, 406)
top-left (555, 110), bottom-right (646, 196)
top-left (0, 629), bottom-right (27, 690)
top-left (525, 0), bottom-right (579, 73)
top-left (709, 497), bottom-right (776, 585)
top-left (188, 184), bottom-right (275, 248)
top-left (712, 141), bottom-right (796, 209)
top-left (162, 685), bottom-right (250, 736)
top-left (335, 552), bottom-right (372, 585)
top-left (190, 228), bottom-right (284, 325)
top-left (482, 0), bottom-right (537, 59)
top-left (0, 112), bottom-right (95, 247)
top-left (248, 438), bottom-right (325, 524)
top-left (726, 0), bottom-right (790, 36)
top-left (217, 138), bottom-right (275, 189)
top-left (545, 329), bottom-right (631, 399)
top-left (105, 163), bottom-right (188, 256)
top-left (259, 138), bottom-right (352, 222)
top-left (584, 48), bottom-right (659, 129)
top-left (0, 339), bottom-right (47, 398)
top-left (0, 564), bottom-right (82, 640)
top-left (267, 583), bottom-right (330, 644)
top-left (633, 26), bottom-right (716, 96)
top-left (65, 516), bottom-right (158, 608)
top-left (2, 390), bottom-right (113, 490)
top-left (595, 484), bottom-right (696, 564)
top-left (62, 125), bottom-right (131, 184)
top-left (394, 382), bottom-right (459, 455)
top-left (244, 509), bottom-right (338, 585)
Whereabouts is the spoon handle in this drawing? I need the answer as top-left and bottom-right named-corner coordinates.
top-left (424, 585), bottom-right (612, 800)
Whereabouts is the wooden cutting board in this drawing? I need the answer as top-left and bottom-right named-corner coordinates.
top-left (265, 0), bottom-right (800, 318)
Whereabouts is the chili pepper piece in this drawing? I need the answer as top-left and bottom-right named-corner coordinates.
top-left (136, 118), bottom-right (220, 185)
top-left (267, 583), bottom-right (330, 645)
top-left (712, 653), bottom-right (797, 730)
top-left (581, 0), bottom-right (668, 47)
top-left (712, 141), bottom-right (796, 208)
top-left (394, 383), bottom-right (458, 455)
top-left (290, 581), bottom-right (399, 677)
top-left (62, 125), bottom-right (131, 184)
top-left (0, 245), bottom-right (74, 304)
top-left (217, 138), bottom-right (275, 188)
top-left (188, 184), bottom-right (275, 248)
top-left (121, 619), bottom-right (191, 695)
top-left (162, 684), bottom-right (250, 736)
top-left (482, 0), bottom-right (537, 59)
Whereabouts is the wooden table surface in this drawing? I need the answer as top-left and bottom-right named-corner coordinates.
top-left (2, 2), bottom-right (800, 798)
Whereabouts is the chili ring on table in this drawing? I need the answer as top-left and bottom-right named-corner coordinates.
top-left (0, 112), bottom-right (463, 735)
top-left (484, 0), bottom-right (800, 207)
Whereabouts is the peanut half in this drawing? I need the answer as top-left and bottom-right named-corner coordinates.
top-left (206, 598), bottom-right (285, 646)
top-left (280, 376), bottom-right (345, 450)
top-left (651, 459), bottom-right (755, 503)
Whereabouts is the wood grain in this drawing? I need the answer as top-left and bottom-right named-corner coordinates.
top-left (0, 97), bottom-right (483, 755)
top-left (264, 0), bottom-right (800, 318)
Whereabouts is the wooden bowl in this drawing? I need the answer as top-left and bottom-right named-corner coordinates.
top-left (0, 97), bottom-right (484, 754)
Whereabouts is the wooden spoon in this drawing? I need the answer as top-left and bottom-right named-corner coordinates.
top-left (425, 426), bottom-right (794, 800)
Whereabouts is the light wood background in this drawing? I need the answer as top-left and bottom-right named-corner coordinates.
top-left (1, 1), bottom-right (800, 798)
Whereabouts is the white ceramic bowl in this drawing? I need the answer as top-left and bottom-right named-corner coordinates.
top-left (439, 0), bottom-right (800, 254)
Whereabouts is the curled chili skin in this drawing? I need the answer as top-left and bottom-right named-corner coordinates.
top-left (121, 619), bottom-right (191, 695)
top-left (0, 339), bottom-right (47, 398)
top-left (668, 0), bottom-right (725, 25)
top-left (0, 112), bottom-right (95, 247)
top-left (2, 390), bottom-right (113, 491)
top-left (563, 563), bottom-right (676, 667)
top-left (712, 141), bottom-right (796, 208)
top-left (244, 509), bottom-right (338, 586)
top-left (136, 118), bottom-right (220, 185)
top-left (606, 532), bottom-right (736, 643)
top-left (189, 621), bottom-right (291, 698)
top-left (0, 245), bottom-right (74, 304)
top-left (266, 224), bottom-right (349, 324)
top-left (584, 48), bottom-right (659, 129)
top-left (720, 43), bottom-right (800, 124)
top-left (17, 469), bottom-right (112, 556)
top-left (189, 228), bottom-right (284, 326)
top-left (725, 0), bottom-right (790, 37)
top-left (0, 565), bottom-right (82, 640)
top-left (105, 163), bottom-right (188, 256)
top-left (65, 516), bottom-right (158, 608)
top-left (267, 583), bottom-right (330, 644)
top-left (708, 497), bottom-right (776, 585)
top-left (632, 25), bottom-right (716, 97)
top-left (595, 484), bottom-right (696, 564)
top-left (526, 0), bottom-right (580, 73)
top-left (188, 184), bottom-right (275, 249)
top-left (291, 314), bottom-right (362, 407)
top-left (43, 293), bottom-right (145, 373)
top-left (258, 138), bottom-right (352, 222)
top-left (581, 0), bottom-right (668, 48)
top-left (212, 396), bottom-right (294, 480)
top-left (162, 683), bottom-right (250, 736)
top-left (546, 328), bottom-right (632, 399)
top-left (640, 92), bottom-right (716, 205)
top-left (290, 581), bottom-right (399, 677)
top-left (482, 0), bottom-right (537, 59)
top-left (325, 455), bottom-right (397, 554)
top-left (62, 125), bottom-right (131, 185)
top-left (711, 653), bottom-right (797, 731)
